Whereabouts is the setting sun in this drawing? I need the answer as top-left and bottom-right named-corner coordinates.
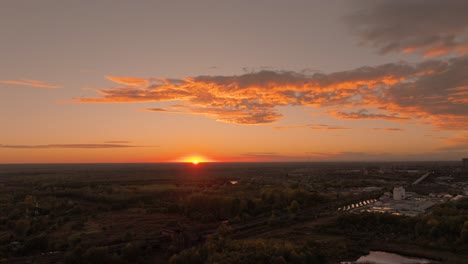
top-left (177, 155), bottom-right (212, 164)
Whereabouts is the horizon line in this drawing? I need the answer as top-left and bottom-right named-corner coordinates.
top-left (0, 160), bottom-right (463, 165)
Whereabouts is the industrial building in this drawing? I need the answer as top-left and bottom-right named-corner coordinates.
top-left (393, 187), bottom-right (405, 200)
top-left (343, 186), bottom-right (450, 217)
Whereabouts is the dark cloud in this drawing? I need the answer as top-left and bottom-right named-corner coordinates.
top-left (383, 57), bottom-right (468, 114)
top-left (273, 124), bottom-right (350, 130)
top-left (346, 0), bottom-right (468, 56)
top-left (330, 109), bottom-right (409, 121)
top-left (372, 128), bottom-right (404, 132)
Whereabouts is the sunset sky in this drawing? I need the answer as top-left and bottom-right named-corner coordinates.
top-left (1, 0), bottom-right (467, 163)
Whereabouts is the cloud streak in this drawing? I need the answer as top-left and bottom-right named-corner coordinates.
top-left (329, 109), bottom-right (408, 121)
top-left (144, 108), bottom-right (171, 112)
top-left (371, 128), bottom-right (404, 132)
top-left (0, 143), bottom-right (148, 149)
top-left (273, 124), bottom-right (350, 130)
top-left (0, 79), bottom-right (62, 89)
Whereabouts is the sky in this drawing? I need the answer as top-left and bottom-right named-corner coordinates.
top-left (0, 0), bottom-right (467, 163)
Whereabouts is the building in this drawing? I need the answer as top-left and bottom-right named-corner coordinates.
top-left (463, 158), bottom-right (468, 170)
top-left (393, 187), bottom-right (405, 200)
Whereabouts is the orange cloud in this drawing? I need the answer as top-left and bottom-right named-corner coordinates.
top-left (145, 108), bottom-right (170, 112)
top-left (105, 76), bottom-right (149, 86)
top-left (0, 79), bottom-right (62, 89)
top-left (74, 56), bottom-right (467, 129)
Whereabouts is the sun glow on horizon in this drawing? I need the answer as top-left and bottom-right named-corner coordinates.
top-left (176, 155), bottom-right (214, 164)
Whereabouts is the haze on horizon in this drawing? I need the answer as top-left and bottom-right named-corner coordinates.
top-left (0, 0), bottom-right (467, 163)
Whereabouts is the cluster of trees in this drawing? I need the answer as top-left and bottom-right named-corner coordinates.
top-left (260, 188), bottom-right (326, 209)
top-left (170, 234), bottom-right (325, 264)
top-left (181, 187), bottom-right (328, 222)
top-left (0, 171), bottom-right (333, 261)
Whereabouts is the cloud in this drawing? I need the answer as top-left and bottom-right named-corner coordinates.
top-left (346, 0), bottom-right (468, 57)
top-left (379, 56), bottom-right (468, 130)
top-left (372, 128), bottom-right (404, 132)
top-left (0, 79), bottom-right (62, 89)
top-left (273, 124), bottom-right (350, 130)
top-left (330, 109), bottom-right (408, 121)
top-left (0, 143), bottom-right (147, 149)
top-left (145, 108), bottom-right (170, 112)
top-left (105, 76), bottom-right (149, 87)
top-left (74, 56), bottom-right (467, 129)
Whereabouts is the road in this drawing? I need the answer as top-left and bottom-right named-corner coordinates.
top-left (412, 172), bottom-right (431, 185)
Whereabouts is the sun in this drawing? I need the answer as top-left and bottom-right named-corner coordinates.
top-left (177, 155), bottom-right (214, 164)
top-left (183, 156), bottom-right (204, 165)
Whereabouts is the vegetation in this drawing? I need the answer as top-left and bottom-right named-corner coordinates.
top-left (170, 232), bottom-right (326, 264)
top-left (335, 199), bottom-right (468, 251)
top-left (0, 162), bottom-right (465, 262)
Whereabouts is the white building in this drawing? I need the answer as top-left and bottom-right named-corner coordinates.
top-left (393, 187), bottom-right (406, 200)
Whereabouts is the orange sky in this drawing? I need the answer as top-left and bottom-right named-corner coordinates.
top-left (0, 1), bottom-right (466, 163)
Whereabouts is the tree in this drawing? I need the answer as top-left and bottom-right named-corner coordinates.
top-left (289, 200), bottom-right (299, 214)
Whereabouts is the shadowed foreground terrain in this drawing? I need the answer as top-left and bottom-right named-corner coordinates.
top-left (0, 162), bottom-right (466, 263)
